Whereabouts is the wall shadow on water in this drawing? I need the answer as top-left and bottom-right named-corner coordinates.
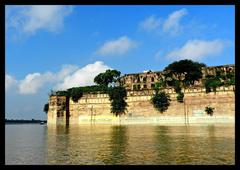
top-left (102, 125), bottom-right (128, 165)
top-left (46, 125), bottom-right (71, 164)
top-left (154, 126), bottom-right (173, 164)
top-left (154, 125), bottom-right (199, 165)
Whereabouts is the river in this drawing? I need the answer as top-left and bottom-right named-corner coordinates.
top-left (5, 124), bottom-right (235, 165)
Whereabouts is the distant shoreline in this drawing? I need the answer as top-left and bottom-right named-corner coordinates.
top-left (5, 119), bottom-right (47, 124)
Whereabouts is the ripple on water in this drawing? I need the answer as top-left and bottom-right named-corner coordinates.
top-left (6, 124), bottom-right (234, 165)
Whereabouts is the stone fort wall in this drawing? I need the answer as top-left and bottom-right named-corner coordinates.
top-left (47, 86), bottom-right (235, 125)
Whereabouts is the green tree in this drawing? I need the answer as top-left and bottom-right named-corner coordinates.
top-left (94, 69), bottom-right (121, 87)
top-left (43, 103), bottom-right (49, 114)
top-left (154, 77), bottom-right (167, 93)
top-left (204, 75), bottom-right (223, 93)
top-left (68, 87), bottom-right (83, 102)
top-left (163, 59), bottom-right (206, 102)
top-left (107, 86), bottom-right (127, 116)
top-left (163, 59), bottom-right (206, 87)
top-left (176, 92), bottom-right (184, 103)
top-left (223, 70), bottom-right (235, 86)
top-left (151, 91), bottom-right (171, 113)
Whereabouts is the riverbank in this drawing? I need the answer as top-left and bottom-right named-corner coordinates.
top-left (50, 115), bottom-right (234, 125)
top-left (5, 119), bottom-right (47, 124)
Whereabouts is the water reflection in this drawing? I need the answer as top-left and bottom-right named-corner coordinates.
top-left (155, 126), bottom-right (173, 164)
top-left (43, 124), bottom-right (234, 165)
top-left (102, 126), bottom-right (128, 164)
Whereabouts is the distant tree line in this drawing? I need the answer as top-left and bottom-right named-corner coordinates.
top-left (5, 119), bottom-right (47, 124)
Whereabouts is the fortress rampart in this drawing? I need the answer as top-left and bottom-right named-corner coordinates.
top-left (47, 85), bottom-right (235, 125)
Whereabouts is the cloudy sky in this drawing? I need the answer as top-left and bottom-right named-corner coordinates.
top-left (5, 5), bottom-right (234, 120)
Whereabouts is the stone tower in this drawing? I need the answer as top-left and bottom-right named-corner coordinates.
top-left (47, 95), bottom-right (69, 125)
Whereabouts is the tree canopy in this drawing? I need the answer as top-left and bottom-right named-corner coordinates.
top-left (151, 91), bottom-right (171, 113)
top-left (43, 103), bottom-right (49, 114)
top-left (163, 59), bottom-right (206, 87)
top-left (107, 86), bottom-right (128, 116)
top-left (94, 69), bottom-right (121, 87)
top-left (204, 69), bottom-right (235, 93)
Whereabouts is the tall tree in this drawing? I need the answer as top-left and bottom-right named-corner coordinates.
top-left (94, 69), bottom-right (121, 87)
top-left (163, 59), bottom-right (206, 102)
top-left (163, 59), bottom-right (206, 88)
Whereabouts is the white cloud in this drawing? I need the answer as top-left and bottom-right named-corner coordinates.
top-left (163, 8), bottom-right (188, 35)
top-left (139, 15), bottom-right (161, 32)
top-left (5, 74), bottom-right (17, 91)
top-left (17, 65), bottom-right (78, 95)
top-left (139, 8), bottom-right (188, 35)
top-left (55, 61), bottom-right (111, 90)
top-left (12, 61), bottom-right (111, 95)
top-left (166, 39), bottom-right (225, 61)
top-left (18, 73), bottom-right (51, 95)
top-left (96, 36), bottom-right (138, 56)
top-left (6, 5), bottom-right (73, 35)
top-left (56, 64), bottom-right (79, 79)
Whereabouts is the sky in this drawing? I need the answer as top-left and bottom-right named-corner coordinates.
top-left (5, 5), bottom-right (235, 120)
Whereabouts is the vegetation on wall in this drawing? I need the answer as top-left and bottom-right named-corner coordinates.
top-left (163, 59), bottom-right (206, 102)
top-left (176, 92), bottom-right (184, 103)
top-left (68, 87), bottom-right (83, 102)
top-left (163, 59), bottom-right (206, 87)
top-left (204, 69), bottom-right (235, 93)
top-left (151, 91), bottom-right (171, 113)
top-left (94, 69), bottom-right (121, 86)
top-left (204, 75), bottom-right (222, 93)
top-left (205, 106), bottom-right (214, 116)
top-left (43, 103), bottom-right (49, 114)
top-left (107, 86), bottom-right (128, 116)
top-left (48, 69), bottom-right (127, 117)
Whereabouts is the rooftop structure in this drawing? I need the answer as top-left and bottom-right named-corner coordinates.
top-left (119, 64), bottom-right (235, 91)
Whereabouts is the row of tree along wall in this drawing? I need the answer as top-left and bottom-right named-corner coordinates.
top-left (47, 85), bottom-right (235, 125)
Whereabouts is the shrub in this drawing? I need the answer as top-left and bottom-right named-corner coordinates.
top-left (107, 86), bottom-right (127, 116)
top-left (69, 87), bottom-right (83, 102)
top-left (176, 92), bottom-right (184, 103)
top-left (151, 91), bottom-right (171, 113)
top-left (204, 76), bottom-right (223, 93)
top-left (43, 103), bottom-right (49, 114)
top-left (205, 106), bottom-right (214, 116)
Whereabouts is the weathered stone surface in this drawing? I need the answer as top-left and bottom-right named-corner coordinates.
top-left (48, 86), bottom-right (235, 125)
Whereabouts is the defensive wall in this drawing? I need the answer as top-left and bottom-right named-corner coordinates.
top-left (47, 85), bottom-right (235, 125)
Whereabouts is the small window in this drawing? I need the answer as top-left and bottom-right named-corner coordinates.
top-left (151, 77), bottom-right (154, 82)
top-left (143, 84), bottom-right (147, 89)
top-left (137, 84), bottom-right (141, 90)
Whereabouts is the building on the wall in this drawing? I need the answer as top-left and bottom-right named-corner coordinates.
top-left (119, 64), bottom-right (235, 91)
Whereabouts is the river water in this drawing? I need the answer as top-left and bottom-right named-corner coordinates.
top-left (5, 124), bottom-right (235, 165)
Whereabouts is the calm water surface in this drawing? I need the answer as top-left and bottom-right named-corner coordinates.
top-left (5, 124), bottom-right (235, 165)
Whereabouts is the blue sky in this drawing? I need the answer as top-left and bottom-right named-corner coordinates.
top-left (5, 5), bottom-right (235, 120)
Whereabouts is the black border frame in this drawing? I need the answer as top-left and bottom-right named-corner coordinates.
top-left (2, 0), bottom-right (239, 169)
